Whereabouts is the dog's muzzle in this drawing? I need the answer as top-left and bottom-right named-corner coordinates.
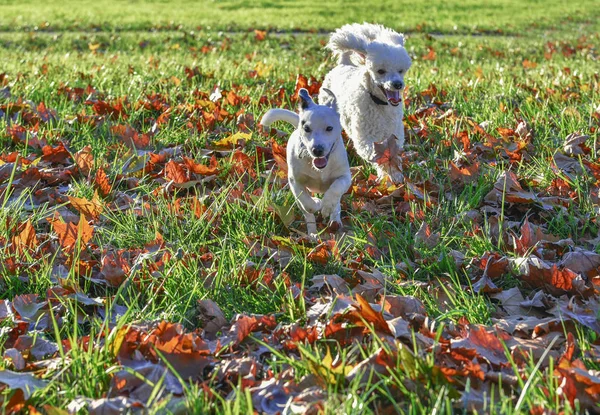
top-left (379, 86), bottom-right (402, 106)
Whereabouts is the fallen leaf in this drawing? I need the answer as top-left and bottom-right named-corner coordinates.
top-left (0, 370), bottom-right (48, 399)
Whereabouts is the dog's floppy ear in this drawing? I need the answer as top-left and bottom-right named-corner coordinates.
top-left (297, 88), bottom-right (315, 111)
top-left (319, 88), bottom-right (338, 113)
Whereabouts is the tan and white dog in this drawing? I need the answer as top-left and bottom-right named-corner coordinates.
top-left (320, 23), bottom-right (412, 182)
top-left (261, 88), bottom-right (351, 237)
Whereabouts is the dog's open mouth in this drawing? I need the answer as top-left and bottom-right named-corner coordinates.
top-left (380, 87), bottom-right (402, 106)
top-left (312, 155), bottom-right (329, 169)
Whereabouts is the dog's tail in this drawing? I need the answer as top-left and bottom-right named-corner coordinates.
top-left (327, 23), bottom-right (405, 65)
top-left (260, 109), bottom-right (299, 128)
top-left (327, 24), bottom-right (369, 66)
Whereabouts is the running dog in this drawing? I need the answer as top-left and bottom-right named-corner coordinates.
top-left (319, 22), bottom-right (412, 182)
top-left (261, 88), bottom-right (351, 237)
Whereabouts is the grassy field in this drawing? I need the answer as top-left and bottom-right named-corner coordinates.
top-left (0, 1), bottom-right (599, 414)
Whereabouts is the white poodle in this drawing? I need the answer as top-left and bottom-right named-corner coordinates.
top-left (319, 23), bottom-right (412, 182)
top-left (261, 88), bottom-right (351, 238)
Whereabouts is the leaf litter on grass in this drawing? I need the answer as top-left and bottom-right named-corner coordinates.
top-left (0, 22), bottom-right (599, 415)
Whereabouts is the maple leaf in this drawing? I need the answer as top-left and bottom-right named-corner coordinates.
top-left (213, 131), bottom-right (250, 149)
top-left (421, 46), bottom-right (436, 60)
top-left (292, 74), bottom-right (321, 100)
top-left (92, 99), bottom-right (128, 119)
top-left (307, 243), bottom-right (331, 265)
top-left (372, 135), bottom-right (404, 183)
top-left (196, 299), bottom-right (228, 338)
top-left (230, 150), bottom-right (257, 179)
top-left (451, 325), bottom-right (511, 366)
top-left (560, 250), bottom-right (600, 278)
top-left (310, 274), bottom-right (351, 295)
top-left (68, 192), bottom-right (103, 221)
top-left (515, 257), bottom-right (590, 296)
top-left (49, 214), bottom-right (93, 252)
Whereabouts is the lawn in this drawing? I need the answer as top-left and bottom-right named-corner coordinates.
top-left (0, 1), bottom-right (599, 414)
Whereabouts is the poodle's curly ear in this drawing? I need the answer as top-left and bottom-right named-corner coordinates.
top-left (297, 88), bottom-right (315, 111)
top-left (319, 88), bottom-right (338, 113)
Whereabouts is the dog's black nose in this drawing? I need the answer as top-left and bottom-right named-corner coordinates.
top-left (312, 145), bottom-right (325, 157)
top-left (392, 81), bottom-right (404, 90)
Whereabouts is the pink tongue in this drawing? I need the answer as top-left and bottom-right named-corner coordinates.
top-left (385, 89), bottom-right (401, 103)
top-left (313, 157), bottom-right (328, 169)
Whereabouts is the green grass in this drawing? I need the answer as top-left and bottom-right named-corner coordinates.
top-left (0, 0), bottom-right (599, 34)
top-left (0, 0), bottom-right (599, 414)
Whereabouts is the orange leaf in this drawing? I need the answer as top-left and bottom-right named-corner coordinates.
top-left (293, 74), bottom-right (321, 100)
top-left (74, 145), bottom-right (94, 176)
top-left (271, 140), bottom-right (288, 174)
top-left (183, 155), bottom-right (219, 176)
top-left (352, 293), bottom-right (392, 335)
top-left (421, 46), bottom-right (436, 61)
top-left (254, 29), bottom-right (267, 41)
top-left (50, 214), bottom-right (93, 252)
top-left (165, 160), bottom-right (189, 184)
top-left (307, 243), bottom-right (330, 265)
top-left (94, 168), bottom-right (112, 197)
top-left (41, 142), bottom-right (72, 164)
top-left (68, 192), bottom-right (103, 220)
top-left (12, 221), bottom-right (38, 253)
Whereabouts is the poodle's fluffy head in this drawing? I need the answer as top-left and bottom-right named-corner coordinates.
top-left (297, 88), bottom-right (341, 170)
top-left (363, 42), bottom-right (412, 106)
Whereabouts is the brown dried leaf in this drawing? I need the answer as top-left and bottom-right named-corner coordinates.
top-left (74, 145), bottom-right (94, 176)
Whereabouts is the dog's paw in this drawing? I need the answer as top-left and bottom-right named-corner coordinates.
top-left (320, 199), bottom-right (340, 221)
top-left (311, 197), bottom-right (323, 212)
top-left (302, 197), bottom-right (321, 214)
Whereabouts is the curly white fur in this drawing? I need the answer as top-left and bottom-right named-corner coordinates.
top-left (320, 23), bottom-right (412, 182)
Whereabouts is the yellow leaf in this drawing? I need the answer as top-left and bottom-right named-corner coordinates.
top-left (213, 132), bottom-right (251, 148)
top-left (88, 43), bottom-right (101, 51)
top-left (309, 347), bottom-right (354, 384)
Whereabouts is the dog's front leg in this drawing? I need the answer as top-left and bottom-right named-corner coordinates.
top-left (289, 179), bottom-right (321, 237)
top-left (320, 175), bottom-right (351, 227)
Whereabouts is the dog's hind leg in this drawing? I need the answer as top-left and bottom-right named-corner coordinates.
top-left (289, 179), bottom-right (322, 237)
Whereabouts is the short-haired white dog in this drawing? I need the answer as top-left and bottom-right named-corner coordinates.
top-left (319, 23), bottom-right (412, 182)
top-left (261, 88), bottom-right (351, 237)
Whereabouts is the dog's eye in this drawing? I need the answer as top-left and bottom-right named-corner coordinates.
top-left (398, 70), bottom-right (404, 74)
top-left (326, 126), bottom-right (333, 132)
top-left (303, 126), bottom-right (311, 133)
top-left (377, 69), bottom-right (386, 75)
